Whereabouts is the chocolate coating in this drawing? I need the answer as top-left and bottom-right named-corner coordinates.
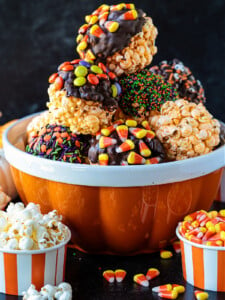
top-left (50, 60), bottom-right (120, 111)
top-left (90, 10), bottom-right (145, 59)
top-left (77, 5), bottom-right (146, 61)
top-left (150, 59), bottom-right (206, 104)
top-left (88, 121), bottom-right (166, 165)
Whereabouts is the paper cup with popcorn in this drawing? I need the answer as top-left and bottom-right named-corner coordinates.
top-left (176, 209), bottom-right (225, 292)
top-left (0, 202), bottom-right (71, 296)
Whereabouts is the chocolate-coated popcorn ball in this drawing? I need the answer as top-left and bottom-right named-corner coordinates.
top-left (88, 119), bottom-right (166, 165)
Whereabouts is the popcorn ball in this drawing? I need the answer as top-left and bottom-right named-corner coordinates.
top-left (119, 69), bottom-right (178, 120)
top-left (150, 59), bottom-right (206, 104)
top-left (149, 99), bottom-right (220, 160)
top-left (23, 282), bottom-right (72, 300)
top-left (47, 59), bottom-right (121, 135)
top-left (26, 124), bottom-right (90, 163)
top-left (0, 186), bottom-right (11, 210)
top-left (26, 111), bottom-right (52, 143)
top-left (88, 119), bottom-right (166, 165)
top-left (76, 3), bottom-right (158, 76)
top-left (0, 202), bottom-right (70, 250)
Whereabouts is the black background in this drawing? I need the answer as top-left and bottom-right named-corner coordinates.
top-left (0, 0), bottom-right (225, 124)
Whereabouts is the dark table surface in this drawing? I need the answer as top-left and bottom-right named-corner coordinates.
top-left (0, 201), bottom-right (225, 300)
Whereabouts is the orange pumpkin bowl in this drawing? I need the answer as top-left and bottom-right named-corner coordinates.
top-left (3, 113), bottom-right (225, 255)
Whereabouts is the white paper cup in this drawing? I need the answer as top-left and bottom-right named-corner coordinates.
top-left (176, 226), bottom-right (225, 292)
top-left (0, 228), bottom-right (71, 296)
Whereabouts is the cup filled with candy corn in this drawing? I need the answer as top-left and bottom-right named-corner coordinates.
top-left (176, 209), bottom-right (225, 292)
top-left (0, 202), bottom-right (71, 296)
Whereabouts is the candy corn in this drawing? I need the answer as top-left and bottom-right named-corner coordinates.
top-left (172, 241), bottom-right (181, 254)
top-left (160, 250), bottom-right (173, 259)
top-left (78, 24), bottom-right (90, 34)
top-left (146, 268), bottom-right (160, 280)
top-left (125, 119), bottom-right (137, 127)
top-left (139, 140), bottom-right (151, 157)
top-left (145, 157), bottom-right (161, 164)
top-left (172, 284), bottom-right (185, 294)
top-left (158, 290), bottom-right (178, 299)
top-left (90, 25), bottom-right (105, 38)
top-left (85, 49), bottom-right (96, 61)
top-left (101, 125), bottom-right (116, 136)
top-left (105, 21), bottom-right (120, 32)
top-left (99, 12), bottom-right (109, 26)
top-left (116, 125), bottom-right (128, 142)
top-left (127, 151), bottom-right (145, 165)
top-left (103, 270), bottom-right (115, 283)
top-left (99, 136), bottom-right (117, 148)
top-left (194, 290), bottom-right (209, 300)
top-left (152, 284), bottom-right (173, 293)
top-left (121, 9), bottom-right (138, 20)
top-left (129, 127), bottom-right (147, 139)
top-left (98, 153), bottom-right (109, 165)
top-left (145, 130), bottom-right (156, 141)
top-left (141, 120), bottom-right (151, 130)
top-left (115, 269), bottom-right (126, 283)
top-left (116, 139), bottom-right (134, 153)
top-left (133, 274), bottom-right (149, 287)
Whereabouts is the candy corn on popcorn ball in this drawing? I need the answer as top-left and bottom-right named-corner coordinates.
top-left (0, 202), bottom-right (70, 250)
top-left (178, 209), bottom-right (225, 247)
top-left (23, 283), bottom-right (72, 300)
top-left (25, 2), bottom-right (223, 165)
top-left (88, 119), bottom-right (165, 165)
top-left (47, 59), bottom-right (121, 135)
top-left (149, 99), bottom-right (220, 160)
top-left (76, 3), bottom-right (157, 76)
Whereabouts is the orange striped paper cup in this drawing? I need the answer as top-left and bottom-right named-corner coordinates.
top-left (176, 226), bottom-right (225, 292)
top-left (0, 229), bottom-right (71, 296)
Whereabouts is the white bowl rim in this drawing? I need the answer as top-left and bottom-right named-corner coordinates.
top-left (3, 112), bottom-right (225, 187)
top-left (176, 225), bottom-right (225, 251)
top-left (0, 226), bottom-right (71, 255)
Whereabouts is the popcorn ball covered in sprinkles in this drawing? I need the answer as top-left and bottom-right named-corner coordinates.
top-left (47, 59), bottom-right (121, 135)
top-left (149, 99), bottom-right (220, 160)
top-left (88, 119), bottom-right (166, 165)
top-left (119, 69), bottom-right (178, 120)
top-left (26, 124), bottom-right (90, 163)
top-left (76, 3), bottom-right (158, 76)
top-left (150, 59), bottom-right (206, 104)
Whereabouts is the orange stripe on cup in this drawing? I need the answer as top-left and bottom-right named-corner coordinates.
top-left (4, 253), bottom-right (18, 295)
top-left (217, 250), bottom-right (225, 291)
top-left (32, 253), bottom-right (45, 290)
top-left (192, 246), bottom-right (204, 289)
top-left (63, 246), bottom-right (67, 281)
top-left (180, 240), bottom-right (187, 280)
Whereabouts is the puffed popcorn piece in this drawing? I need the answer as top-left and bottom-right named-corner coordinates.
top-left (23, 282), bottom-right (72, 300)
